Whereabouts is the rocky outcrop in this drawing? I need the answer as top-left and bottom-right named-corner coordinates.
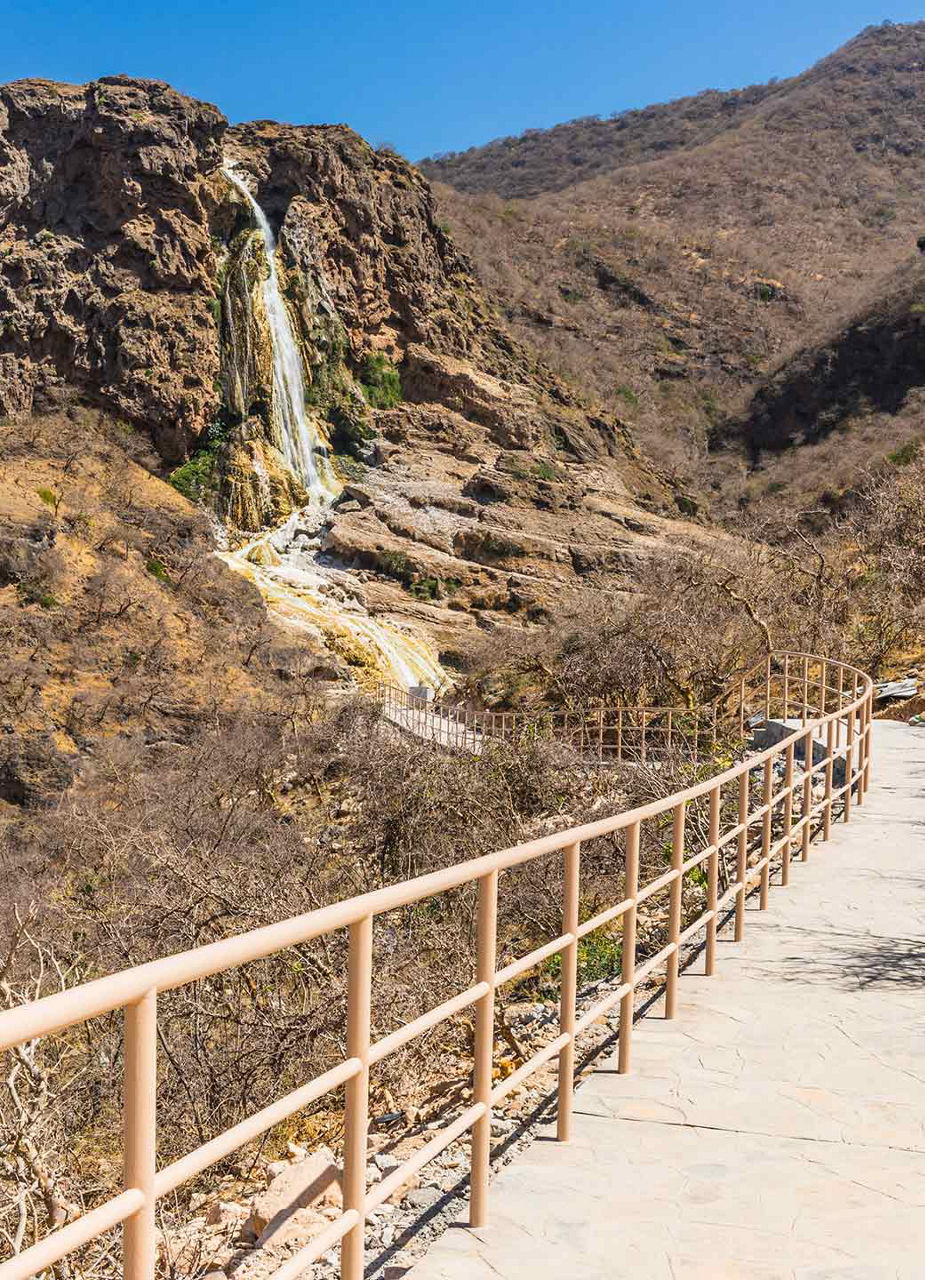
top-left (0, 75), bottom-right (672, 496)
top-left (0, 77), bottom-right (225, 460)
top-left (222, 123), bottom-right (487, 365)
top-left (0, 732), bottom-right (74, 807)
top-left (220, 438), bottom-right (308, 531)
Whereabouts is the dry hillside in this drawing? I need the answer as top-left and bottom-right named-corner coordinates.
top-left (423, 22), bottom-right (925, 511)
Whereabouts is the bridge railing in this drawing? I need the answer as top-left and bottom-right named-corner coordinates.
top-left (0, 653), bottom-right (873, 1280)
top-left (376, 651), bottom-right (805, 762)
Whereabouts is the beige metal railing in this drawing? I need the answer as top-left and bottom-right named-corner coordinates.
top-left (377, 652), bottom-right (775, 762)
top-left (0, 653), bottom-right (873, 1280)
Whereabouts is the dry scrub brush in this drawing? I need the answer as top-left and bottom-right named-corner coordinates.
top-left (462, 459), bottom-right (925, 716)
top-left (1, 695), bottom-right (722, 1270)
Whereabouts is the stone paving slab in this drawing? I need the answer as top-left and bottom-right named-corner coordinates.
top-left (409, 722), bottom-right (925, 1280)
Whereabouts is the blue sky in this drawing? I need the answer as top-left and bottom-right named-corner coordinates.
top-left (3, 1), bottom-right (923, 159)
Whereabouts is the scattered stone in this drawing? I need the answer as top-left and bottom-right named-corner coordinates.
top-left (386, 1171), bottom-right (420, 1205)
top-left (255, 1205), bottom-right (327, 1251)
top-left (404, 1185), bottom-right (443, 1211)
top-left (247, 1145), bottom-right (342, 1239)
top-left (875, 677), bottom-right (918, 701)
top-left (373, 1111), bottom-right (404, 1127)
top-left (205, 1201), bottom-right (247, 1227)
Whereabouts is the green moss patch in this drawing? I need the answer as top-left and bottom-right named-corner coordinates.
top-left (359, 353), bottom-right (402, 409)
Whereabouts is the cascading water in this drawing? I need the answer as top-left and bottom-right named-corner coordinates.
top-left (225, 517), bottom-right (446, 691)
top-left (218, 165), bottom-right (445, 692)
top-left (222, 165), bottom-right (339, 505)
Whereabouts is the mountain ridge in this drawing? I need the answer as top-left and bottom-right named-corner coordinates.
top-left (420, 20), bottom-right (925, 509)
top-left (420, 21), bottom-right (925, 198)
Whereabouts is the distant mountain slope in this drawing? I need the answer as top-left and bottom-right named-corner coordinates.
top-left (421, 22), bottom-right (925, 506)
top-left (736, 258), bottom-right (925, 459)
top-left (419, 82), bottom-right (779, 198)
top-left (421, 22), bottom-right (925, 199)
top-left (698, 256), bottom-right (925, 512)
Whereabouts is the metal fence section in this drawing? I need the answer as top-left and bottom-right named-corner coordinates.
top-left (375, 652), bottom-right (794, 762)
top-left (0, 653), bottom-right (874, 1280)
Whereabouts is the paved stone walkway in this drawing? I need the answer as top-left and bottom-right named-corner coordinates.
top-left (410, 721), bottom-right (925, 1279)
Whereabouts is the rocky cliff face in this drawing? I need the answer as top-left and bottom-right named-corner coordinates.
top-left (0, 75), bottom-right (698, 672)
top-left (0, 76), bottom-right (224, 461)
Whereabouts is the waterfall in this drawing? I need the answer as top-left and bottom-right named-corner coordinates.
top-left (219, 165), bottom-right (446, 694)
top-left (222, 165), bottom-right (339, 506)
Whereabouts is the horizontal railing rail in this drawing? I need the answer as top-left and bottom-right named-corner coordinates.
top-left (0, 652), bottom-right (874, 1280)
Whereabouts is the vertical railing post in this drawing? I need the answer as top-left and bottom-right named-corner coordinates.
top-left (782, 654), bottom-right (790, 722)
top-left (705, 785), bottom-right (720, 975)
top-left (557, 843), bottom-right (581, 1141)
top-left (863, 685), bottom-right (873, 794)
top-left (597, 708), bottom-right (603, 764)
top-left (342, 914), bottom-right (372, 1280)
top-left (665, 802), bottom-right (685, 1018)
top-left (801, 657), bottom-right (809, 725)
top-left (618, 821), bottom-right (640, 1074)
top-left (735, 770), bottom-right (748, 942)
top-left (801, 728), bottom-right (813, 859)
top-left (836, 665), bottom-right (844, 748)
top-left (764, 653), bottom-right (772, 720)
top-left (640, 711), bottom-right (647, 764)
top-left (667, 709), bottom-right (673, 755)
top-left (853, 693), bottom-right (860, 794)
top-left (844, 707), bottom-right (856, 823)
top-left (760, 757), bottom-right (773, 909)
top-left (781, 742), bottom-right (794, 887)
top-left (820, 659), bottom-right (828, 719)
top-left (123, 988), bottom-right (157, 1280)
top-left (856, 696), bottom-right (867, 806)
top-left (738, 676), bottom-right (746, 739)
top-left (824, 718), bottom-right (835, 840)
top-left (617, 707), bottom-right (623, 764)
top-left (470, 870), bottom-right (498, 1225)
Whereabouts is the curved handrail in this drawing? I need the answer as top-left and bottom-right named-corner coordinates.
top-left (0, 652), bottom-right (874, 1280)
